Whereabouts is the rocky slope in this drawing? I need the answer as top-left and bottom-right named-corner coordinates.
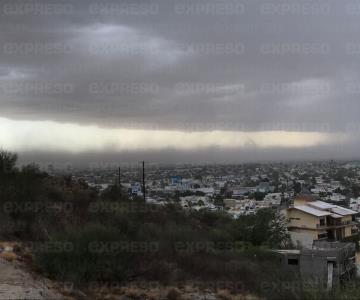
top-left (0, 257), bottom-right (63, 300)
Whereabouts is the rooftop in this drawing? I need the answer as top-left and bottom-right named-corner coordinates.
top-left (290, 199), bottom-right (358, 217)
top-left (293, 205), bottom-right (332, 217)
top-left (308, 201), bottom-right (336, 210)
top-left (331, 206), bottom-right (357, 216)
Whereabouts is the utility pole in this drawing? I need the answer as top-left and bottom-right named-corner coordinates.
top-left (142, 161), bottom-right (146, 202)
top-left (118, 166), bottom-right (121, 196)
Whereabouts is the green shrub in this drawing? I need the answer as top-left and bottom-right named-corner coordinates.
top-left (34, 224), bottom-right (137, 283)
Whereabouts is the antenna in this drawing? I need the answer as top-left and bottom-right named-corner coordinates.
top-left (118, 166), bottom-right (121, 196)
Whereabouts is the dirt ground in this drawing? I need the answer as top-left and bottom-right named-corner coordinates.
top-left (0, 242), bottom-right (260, 300)
top-left (0, 257), bottom-right (63, 300)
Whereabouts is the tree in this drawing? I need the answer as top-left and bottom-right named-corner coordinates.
top-left (253, 192), bottom-right (265, 201)
top-left (293, 181), bottom-right (302, 194)
top-left (0, 150), bottom-right (17, 174)
top-left (251, 209), bottom-right (273, 245)
top-left (101, 185), bottom-right (123, 201)
top-left (220, 186), bottom-right (227, 195)
top-left (352, 185), bottom-right (360, 198)
top-left (233, 209), bottom-right (291, 248)
top-left (214, 195), bottom-right (224, 207)
top-left (268, 211), bottom-right (292, 248)
top-left (21, 163), bottom-right (42, 175)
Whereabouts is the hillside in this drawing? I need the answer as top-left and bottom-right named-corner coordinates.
top-left (0, 257), bottom-right (62, 300)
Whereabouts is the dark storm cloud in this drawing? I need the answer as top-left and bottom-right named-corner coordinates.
top-left (1, 0), bottom-right (360, 163)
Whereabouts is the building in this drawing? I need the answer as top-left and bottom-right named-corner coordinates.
top-left (264, 193), bottom-right (282, 206)
top-left (224, 199), bottom-right (270, 218)
top-left (171, 175), bottom-right (182, 185)
top-left (327, 193), bottom-right (346, 203)
top-left (195, 187), bottom-right (215, 197)
top-left (284, 195), bottom-right (358, 248)
top-left (276, 241), bottom-right (356, 289)
top-left (180, 195), bottom-right (208, 210)
top-left (230, 186), bottom-right (254, 198)
top-left (256, 182), bottom-right (271, 193)
top-left (349, 197), bottom-right (360, 212)
top-left (131, 182), bottom-right (142, 196)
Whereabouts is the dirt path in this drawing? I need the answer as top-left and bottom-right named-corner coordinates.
top-left (0, 258), bottom-right (63, 300)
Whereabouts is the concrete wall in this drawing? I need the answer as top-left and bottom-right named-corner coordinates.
top-left (294, 198), bottom-right (309, 206)
top-left (277, 242), bottom-right (356, 288)
top-left (287, 209), bottom-right (320, 229)
top-left (345, 225), bottom-right (352, 237)
top-left (342, 215), bottom-right (352, 223)
top-left (301, 242), bottom-right (356, 286)
top-left (289, 231), bottom-right (315, 249)
top-left (300, 253), bottom-right (329, 285)
top-left (333, 215), bottom-right (353, 238)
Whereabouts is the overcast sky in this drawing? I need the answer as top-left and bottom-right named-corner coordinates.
top-left (1, 0), bottom-right (360, 164)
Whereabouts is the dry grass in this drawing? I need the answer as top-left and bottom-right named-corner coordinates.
top-left (145, 289), bottom-right (161, 300)
top-left (166, 287), bottom-right (182, 300)
top-left (0, 241), bottom-right (17, 248)
top-left (82, 284), bottom-right (263, 300)
top-left (217, 290), bottom-right (262, 300)
top-left (217, 289), bottom-right (233, 300)
top-left (0, 252), bottom-right (17, 262)
top-left (123, 287), bottom-right (142, 299)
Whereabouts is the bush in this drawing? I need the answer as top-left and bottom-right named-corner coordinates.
top-left (342, 234), bottom-right (360, 250)
top-left (0, 150), bottom-right (301, 298)
top-left (166, 288), bottom-right (182, 300)
top-left (34, 224), bottom-right (137, 283)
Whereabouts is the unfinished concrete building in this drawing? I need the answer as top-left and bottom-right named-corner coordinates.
top-left (276, 241), bottom-right (356, 289)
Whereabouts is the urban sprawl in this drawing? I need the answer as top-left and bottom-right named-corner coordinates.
top-left (44, 160), bottom-right (360, 249)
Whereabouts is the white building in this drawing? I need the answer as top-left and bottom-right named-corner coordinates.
top-left (264, 193), bottom-right (282, 206)
top-left (195, 187), bottom-right (215, 197)
top-left (349, 197), bottom-right (360, 212)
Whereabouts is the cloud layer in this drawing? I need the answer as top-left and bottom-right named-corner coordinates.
top-left (0, 117), bottom-right (347, 153)
top-left (1, 0), bottom-right (360, 162)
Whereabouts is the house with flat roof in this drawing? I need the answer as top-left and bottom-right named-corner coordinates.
top-left (275, 241), bottom-right (356, 289)
top-left (284, 195), bottom-right (358, 248)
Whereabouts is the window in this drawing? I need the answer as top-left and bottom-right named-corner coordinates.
top-left (288, 258), bottom-right (299, 265)
top-left (318, 233), bottom-right (327, 239)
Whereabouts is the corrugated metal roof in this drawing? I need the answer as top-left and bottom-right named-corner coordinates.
top-left (293, 205), bottom-right (332, 217)
top-left (330, 213), bottom-right (343, 219)
top-left (308, 201), bottom-right (336, 210)
top-left (331, 206), bottom-right (357, 216)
